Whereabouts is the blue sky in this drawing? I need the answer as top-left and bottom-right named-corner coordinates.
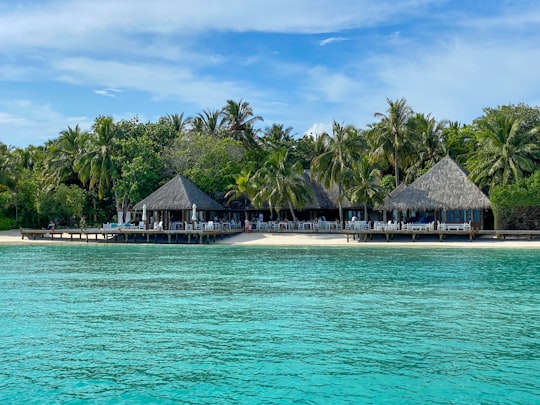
top-left (1, 0), bottom-right (540, 147)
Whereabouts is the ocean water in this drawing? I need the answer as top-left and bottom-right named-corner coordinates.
top-left (0, 244), bottom-right (539, 404)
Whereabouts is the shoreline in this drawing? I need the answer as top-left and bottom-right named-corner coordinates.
top-left (1, 229), bottom-right (540, 249)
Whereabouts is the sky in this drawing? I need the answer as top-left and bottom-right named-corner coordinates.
top-left (1, 0), bottom-right (540, 147)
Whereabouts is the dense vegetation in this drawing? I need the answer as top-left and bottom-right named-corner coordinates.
top-left (1, 99), bottom-right (539, 230)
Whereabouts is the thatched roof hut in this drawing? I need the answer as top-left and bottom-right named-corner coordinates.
top-left (384, 156), bottom-right (491, 211)
top-left (375, 182), bottom-right (407, 211)
top-left (133, 175), bottom-right (223, 211)
top-left (303, 171), bottom-right (353, 209)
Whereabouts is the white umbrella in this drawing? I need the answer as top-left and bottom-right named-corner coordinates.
top-left (142, 204), bottom-right (147, 221)
top-left (191, 203), bottom-right (197, 222)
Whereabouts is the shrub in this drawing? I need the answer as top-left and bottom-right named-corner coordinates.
top-left (490, 171), bottom-right (540, 229)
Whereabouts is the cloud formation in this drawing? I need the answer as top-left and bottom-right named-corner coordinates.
top-left (0, 1), bottom-right (539, 146)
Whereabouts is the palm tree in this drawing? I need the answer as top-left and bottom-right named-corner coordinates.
top-left (372, 97), bottom-right (413, 187)
top-left (0, 143), bottom-right (15, 190)
top-left (260, 123), bottom-right (294, 151)
top-left (311, 121), bottom-right (365, 225)
top-left (252, 148), bottom-right (312, 222)
top-left (221, 99), bottom-right (263, 148)
top-left (345, 156), bottom-right (386, 220)
top-left (165, 112), bottom-right (189, 135)
top-left (45, 124), bottom-right (88, 186)
top-left (76, 116), bottom-right (118, 200)
top-left (225, 169), bottom-right (257, 213)
top-left (404, 113), bottom-right (446, 183)
top-left (466, 112), bottom-right (539, 188)
top-left (191, 109), bottom-right (225, 137)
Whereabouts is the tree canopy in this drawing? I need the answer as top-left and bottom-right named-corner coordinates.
top-left (1, 99), bottom-right (539, 229)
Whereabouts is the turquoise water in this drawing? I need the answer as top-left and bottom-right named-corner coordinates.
top-left (0, 245), bottom-right (539, 404)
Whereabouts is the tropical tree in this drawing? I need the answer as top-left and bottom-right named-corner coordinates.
top-left (440, 121), bottom-right (475, 164)
top-left (165, 113), bottom-right (190, 135)
top-left (371, 97), bottom-right (413, 187)
top-left (295, 132), bottom-right (327, 169)
top-left (76, 116), bottom-right (119, 201)
top-left (260, 123), bottom-right (294, 151)
top-left (225, 169), bottom-right (257, 215)
top-left (404, 113), bottom-right (446, 183)
top-left (114, 134), bottom-right (161, 215)
top-left (311, 121), bottom-right (365, 225)
top-left (191, 109), bottom-right (225, 137)
top-left (221, 99), bottom-right (263, 148)
top-left (165, 133), bottom-right (245, 198)
top-left (45, 124), bottom-right (88, 186)
top-left (466, 110), bottom-right (540, 189)
top-left (345, 156), bottom-right (386, 220)
top-left (252, 148), bottom-right (312, 222)
top-left (0, 143), bottom-right (15, 191)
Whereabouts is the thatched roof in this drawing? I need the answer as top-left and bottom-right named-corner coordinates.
top-left (303, 171), bottom-right (354, 209)
top-left (384, 156), bottom-right (491, 210)
top-left (133, 175), bottom-right (223, 211)
top-left (375, 182), bottom-right (407, 211)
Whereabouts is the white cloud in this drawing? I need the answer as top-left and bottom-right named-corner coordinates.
top-left (94, 88), bottom-right (123, 97)
top-left (320, 37), bottom-right (348, 46)
top-left (0, 100), bottom-right (92, 147)
top-left (372, 35), bottom-right (540, 122)
top-left (304, 122), bottom-right (332, 137)
top-left (2, 0), bottom-right (540, 147)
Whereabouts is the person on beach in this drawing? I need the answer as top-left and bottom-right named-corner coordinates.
top-left (244, 218), bottom-right (251, 233)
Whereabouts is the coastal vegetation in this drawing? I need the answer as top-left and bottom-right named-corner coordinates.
top-left (0, 99), bottom-right (539, 230)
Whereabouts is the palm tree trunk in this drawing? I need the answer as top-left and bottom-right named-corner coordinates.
top-left (338, 184), bottom-right (344, 226)
top-left (287, 200), bottom-right (297, 222)
top-left (394, 134), bottom-right (399, 188)
top-left (363, 203), bottom-right (368, 222)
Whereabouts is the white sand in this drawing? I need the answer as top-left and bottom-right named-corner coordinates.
top-left (1, 229), bottom-right (539, 249)
top-left (217, 232), bottom-right (540, 249)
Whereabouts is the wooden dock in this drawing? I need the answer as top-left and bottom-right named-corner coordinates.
top-left (19, 228), bottom-right (243, 244)
top-left (19, 228), bottom-right (540, 244)
top-left (344, 229), bottom-right (540, 242)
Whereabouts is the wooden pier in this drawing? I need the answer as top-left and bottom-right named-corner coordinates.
top-left (344, 229), bottom-right (540, 242)
top-left (19, 227), bottom-right (540, 244)
top-left (20, 228), bottom-right (243, 244)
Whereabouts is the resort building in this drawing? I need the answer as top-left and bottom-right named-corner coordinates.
top-left (133, 175), bottom-right (223, 230)
top-left (380, 156), bottom-right (492, 229)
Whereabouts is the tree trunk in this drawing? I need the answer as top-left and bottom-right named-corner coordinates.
top-left (363, 203), bottom-right (368, 222)
top-left (394, 135), bottom-right (399, 188)
top-left (287, 200), bottom-right (297, 222)
top-left (338, 183), bottom-right (344, 226)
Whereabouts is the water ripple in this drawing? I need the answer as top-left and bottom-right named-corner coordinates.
top-left (0, 245), bottom-right (539, 403)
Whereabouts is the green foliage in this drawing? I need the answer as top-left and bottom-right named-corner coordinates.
top-left (490, 171), bottom-right (540, 229)
top-left (165, 133), bottom-right (245, 198)
top-left (380, 175), bottom-right (396, 192)
top-left (371, 97), bottom-right (414, 187)
top-left (441, 122), bottom-right (475, 165)
top-left (251, 148), bottom-right (312, 221)
top-left (37, 184), bottom-right (85, 226)
top-left (2, 99), bottom-right (540, 229)
top-left (466, 104), bottom-right (540, 189)
top-left (0, 215), bottom-right (12, 230)
top-left (114, 134), bottom-right (161, 211)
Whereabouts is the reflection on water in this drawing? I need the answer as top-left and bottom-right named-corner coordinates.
top-left (1, 245), bottom-right (539, 403)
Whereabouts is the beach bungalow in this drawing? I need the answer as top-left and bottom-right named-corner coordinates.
top-left (380, 156), bottom-right (492, 229)
top-left (133, 174), bottom-right (223, 230)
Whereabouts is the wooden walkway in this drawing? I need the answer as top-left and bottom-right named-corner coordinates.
top-left (19, 228), bottom-right (540, 244)
top-left (344, 229), bottom-right (540, 242)
top-left (20, 228), bottom-right (243, 244)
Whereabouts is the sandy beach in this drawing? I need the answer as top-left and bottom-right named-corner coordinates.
top-left (1, 229), bottom-right (539, 249)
